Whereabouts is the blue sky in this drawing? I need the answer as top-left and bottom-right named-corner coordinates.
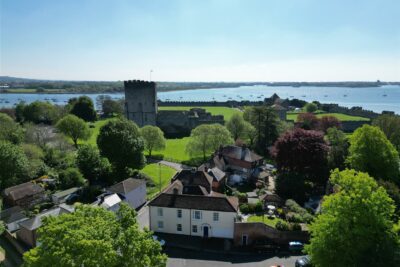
top-left (1, 0), bottom-right (399, 81)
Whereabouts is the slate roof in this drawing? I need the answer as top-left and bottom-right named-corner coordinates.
top-left (207, 167), bottom-right (226, 182)
top-left (164, 180), bottom-right (209, 196)
top-left (173, 170), bottom-right (213, 193)
top-left (148, 193), bottom-right (238, 212)
top-left (0, 206), bottom-right (27, 224)
top-left (3, 182), bottom-right (45, 201)
top-left (19, 206), bottom-right (72, 231)
top-left (107, 178), bottom-right (145, 195)
top-left (52, 187), bottom-right (80, 199)
top-left (219, 145), bottom-right (263, 163)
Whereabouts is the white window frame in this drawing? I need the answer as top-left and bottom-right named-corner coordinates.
top-left (157, 208), bottom-right (163, 217)
top-left (158, 221), bottom-right (164, 229)
top-left (213, 212), bottom-right (219, 221)
top-left (192, 225), bottom-right (198, 233)
top-left (193, 210), bottom-right (202, 220)
top-left (177, 209), bottom-right (182, 218)
top-left (177, 224), bottom-right (182, 232)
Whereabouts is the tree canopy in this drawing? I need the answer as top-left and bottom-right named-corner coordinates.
top-left (56, 114), bottom-right (91, 148)
top-left (243, 106), bottom-right (279, 155)
top-left (296, 112), bottom-right (319, 130)
top-left (319, 116), bottom-right (341, 133)
top-left (69, 96), bottom-right (97, 122)
top-left (304, 102), bottom-right (318, 113)
top-left (0, 113), bottom-right (24, 144)
top-left (373, 114), bottom-right (400, 153)
top-left (186, 124), bottom-right (233, 161)
top-left (325, 127), bottom-right (349, 170)
top-left (305, 169), bottom-right (399, 266)
top-left (58, 167), bottom-right (86, 189)
top-left (273, 128), bottom-right (329, 186)
top-left (97, 119), bottom-right (145, 179)
top-left (23, 204), bottom-right (167, 267)
top-left (226, 113), bottom-right (247, 141)
top-left (347, 125), bottom-right (400, 183)
top-left (16, 101), bottom-right (61, 124)
top-left (140, 125), bottom-right (166, 157)
top-left (0, 141), bottom-right (29, 188)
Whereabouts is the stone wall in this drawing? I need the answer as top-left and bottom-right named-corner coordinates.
top-left (158, 100), bottom-right (265, 107)
top-left (233, 222), bottom-right (309, 246)
top-left (341, 120), bottom-right (371, 132)
top-left (124, 80), bottom-right (157, 127)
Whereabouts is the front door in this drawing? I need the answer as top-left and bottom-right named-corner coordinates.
top-left (203, 226), bottom-right (209, 238)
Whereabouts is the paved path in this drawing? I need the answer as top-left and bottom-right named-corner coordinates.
top-left (137, 205), bottom-right (149, 230)
top-left (166, 248), bottom-right (302, 267)
top-left (147, 158), bottom-right (187, 171)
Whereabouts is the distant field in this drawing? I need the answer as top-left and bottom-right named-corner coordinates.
top-left (286, 112), bottom-right (370, 122)
top-left (3, 88), bottom-right (64, 93)
top-left (141, 163), bottom-right (177, 198)
top-left (158, 106), bottom-right (241, 121)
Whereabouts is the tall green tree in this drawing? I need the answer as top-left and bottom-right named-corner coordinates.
top-left (101, 98), bottom-right (124, 117)
top-left (56, 114), bottom-right (91, 148)
top-left (305, 169), bottom-right (399, 266)
top-left (140, 125), bottom-right (166, 157)
top-left (243, 121), bottom-right (257, 147)
top-left (0, 141), bottom-right (29, 188)
top-left (373, 114), bottom-right (400, 152)
top-left (69, 96), bottom-right (97, 122)
top-left (226, 113), bottom-right (246, 141)
top-left (0, 113), bottom-right (24, 144)
top-left (97, 119), bottom-right (145, 179)
top-left (325, 127), bottom-right (349, 170)
top-left (186, 124), bottom-right (233, 161)
top-left (347, 125), bottom-right (400, 182)
top-left (243, 106), bottom-right (279, 155)
top-left (304, 102), bottom-right (318, 113)
top-left (76, 144), bottom-right (112, 185)
top-left (58, 167), bottom-right (86, 189)
top-left (23, 204), bottom-right (167, 267)
top-left (19, 101), bottom-right (61, 124)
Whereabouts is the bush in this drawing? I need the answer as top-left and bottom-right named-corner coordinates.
top-left (275, 220), bottom-right (289, 231)
top-left (239, 204), bottom-right (250, 214)
top-left (291, 223), bottom-right (302, 231)
top-left (58, 167), bottom-right (86, 189)
top-left (255, 201), bottom-right (263, 213)
top-left (285, 199), bottom-right (314, 223)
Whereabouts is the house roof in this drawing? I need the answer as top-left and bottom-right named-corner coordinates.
top-left (219, 145), bottom-right (263, 163)
top-left (51, 187), bottom-right (80, 199)
top-left (207, 167), bottom-right (226, 182)
top-left (0, 206), bottom-right (27, 224)
top-left (148, 193), bottom-right (238, 212)
top-left (272, 104), bottom-right (287, 111)
top-left (164, 180), bottom-right (209, 196)
top-left (2, 182), bottom-right (45, 201)
top-left (173, 169), bottom-right (213, 193)
top-left (19, 206), bottom-right (72, 231)
top-left (107, 178), bottom-right (145, 195)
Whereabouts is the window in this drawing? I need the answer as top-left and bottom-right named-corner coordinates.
top-left (177, 224), bottom-right (182, 232)
top-left (177, 209), bottom-right (182, 218)
top-left (192, 225), bottom-right (198, 233)
top-left (193, 210), bottom-right (202, 220)
top-left (213, 212), bottom-right (219, 221)
top-left (157, 208), bottom-right (163, 216)
top-left (158, 221), bottom-right (164, 229)
top-left (242, 234), bottom-right (248, 246)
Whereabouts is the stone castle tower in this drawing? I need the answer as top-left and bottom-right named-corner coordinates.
top-left (124, 80), bottom-right (157, 127)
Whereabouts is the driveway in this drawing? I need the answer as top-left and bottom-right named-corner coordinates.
top-left (166, 247), bottom-right (302, 267)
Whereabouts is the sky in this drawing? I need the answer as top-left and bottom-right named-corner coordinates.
top-left (1, 0), bottom-right (399, 82)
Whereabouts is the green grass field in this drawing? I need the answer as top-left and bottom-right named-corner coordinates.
top-left (158, 106), bottom-right (241, 121)
top-left (286, 112), bottom-right (370, 122)
top-left (141, 163), bottom-right (177, 198)
top-left (247, 215), bottom-right (285, 228)
top-left (85, 119), bottom-right (115, 146)
top-left (151, 137), bottom-right (192, 163)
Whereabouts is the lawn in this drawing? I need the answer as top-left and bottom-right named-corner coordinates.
top-left (84, 118), bottom-right (115, 146)
top-left (158, 106), bottom-right (241, 121)
top-left (247, 215), bottom-right (285, 228)
top-left (151, 137), bottom-right (192, 163)
top-left (141, 163), bottom-right (177, 198)
top-left (286, 112), bottom-right (370, 122)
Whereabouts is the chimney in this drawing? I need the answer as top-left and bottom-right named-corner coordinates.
top-left (191, 167), bottom-right (197, 173)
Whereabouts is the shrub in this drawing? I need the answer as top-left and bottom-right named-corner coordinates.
top-left (291, 223), bottom-right (302, 231)
top-left (275, 220), bottom-right (289, 231)
top-left (239, 204), bottom-right (250, 214)
top-left (255, 201), bottom-right (264, 213)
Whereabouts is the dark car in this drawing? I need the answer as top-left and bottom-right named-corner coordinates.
top-left (288, 241), bottom-right (304, 254)
top-left (295, 255), bottom-right (312, 267)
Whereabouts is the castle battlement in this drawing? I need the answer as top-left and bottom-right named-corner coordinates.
top-left (124, 80), bottom-right (156, 89)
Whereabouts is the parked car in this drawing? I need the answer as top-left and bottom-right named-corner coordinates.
top-left (152, 235), bottom-right (166, 247)
top-left (288, 241), bottom-right (304, 253)
top-left (295, 255), bottom-right (312, 267)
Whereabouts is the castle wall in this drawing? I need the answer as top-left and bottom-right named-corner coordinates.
top-left (124, 80), bottom-right (157, 127)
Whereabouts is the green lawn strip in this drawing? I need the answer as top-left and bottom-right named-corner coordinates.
top-left (286, 112), bottom-right (369, 121)
top-left (247, 215), bottom-right (285, 228)
top-left (141, 163), bottom-right (177, 199)
top-left (151, 137), bottom-right (192, 163)
top-left (83, 118), bottom-right (115, 146)
top-left (158, 106), bottom-right (241, 121)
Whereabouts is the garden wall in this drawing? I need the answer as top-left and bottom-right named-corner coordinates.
top-left (233, 222), bottom-right (309, 246)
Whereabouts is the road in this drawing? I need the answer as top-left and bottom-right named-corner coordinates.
top-left (166, 248), bottom-right (302, 267)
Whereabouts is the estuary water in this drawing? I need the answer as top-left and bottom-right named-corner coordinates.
top-left (0, 85), bottom-right (399, 114)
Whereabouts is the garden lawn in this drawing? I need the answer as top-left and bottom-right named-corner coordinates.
top-left (158, 106), bottom-right (241, 121)
top-left (141, 163), bottom-right (177, 198)
top-left (84, 118), bottom-right (115, 146)
top-left (151, 137), bottom-right (192, 163)
top-left (247, 215), bottom-right (285, 228)
top-left (286, 112), bottom-right (370, 122)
